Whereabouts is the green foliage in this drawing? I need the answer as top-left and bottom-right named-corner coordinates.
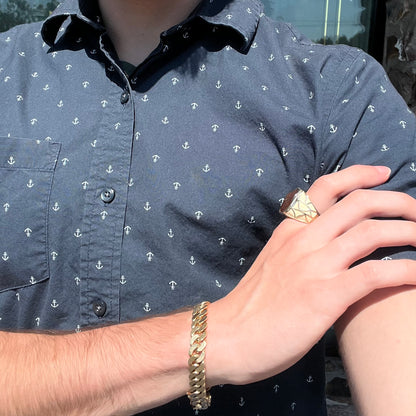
top-left (0, 0), bottom-right (59, 33)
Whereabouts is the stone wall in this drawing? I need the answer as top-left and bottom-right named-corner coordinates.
top-left (384, 0), bottom-right (416, 111)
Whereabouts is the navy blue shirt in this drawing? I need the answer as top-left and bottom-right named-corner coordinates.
top-left (1, 0), bottom-right (415, 414)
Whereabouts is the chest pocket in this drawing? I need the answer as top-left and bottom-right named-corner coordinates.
top-left (0, 137), bottom-right (60, 292)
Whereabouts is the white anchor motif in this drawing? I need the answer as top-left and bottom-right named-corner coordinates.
top-left (248, 216), bottom-right (256, 224)
top-left (400, 120), bottom-right (407, 129)
top-left (4, 76), bottom-right (11, 82)
top-left (143, 303), bottom-right (151, 312)
top-left (51, 251), bottom-right (58, 261)
top-left (410, 162), bottom-right (416, 172)
top-left (152, 155), bottom-right (160, 163)
top-left (128, 178), bottom-right (134, 187)
top-left (72, 117), bottom-right (80, 125)
top-left (24, 228), bottom-right (32, 237)
top-left (27, 179), bottom-right (34, 188)
top-left (242, 65), bottom-right (249, 71)
top-left (7, 156), bottom-right (15, 165)
top-left (91, 140), bottom-right (97, 148)
top-left (76, 325), bottom-right (81, 333)
top-left (173, 182), bottom-right (181, 191)
top-left (35, 317), bottom-right (40, 326)
top-left (146, 252), bottom-right (154, 262)
top-left (51, 51), bottom-right (58, 58)
top-left (256, 168), bottom-right (264, 177)
top-left (100, 211), bottom-right (108, 220)
top-left (329, 124), bottom-right (338, 134)
top-left (215, 280), bottom-right (222, 288)
top-left (74, 229), bottom-right (82, 238)
top-left (368, 104), bottom-right (375, 112)
top-left (82, 81), bottom-right (90, 88)
top-left (66, 64), bottom-right (72, 71)
top-left (169, 281), bottom-right (177, 290)
top-left (202, 164), bottom-right (211, 173)
top-left (101, 99), bottom-right (108, 108)
top-left (382, 256), bottom-right (393, 261)
top-left (261, 85), bottom-right (269, 91)
top-left (16, 94), bottom-right (23, 102)
top-left (291, 402), bottom-right (296, 411)
top-left (191, 102), bottom-right (198, 110)
top-left (239, 258), bottom-right (246, 266)
top-left (44, 136), bottom-right (52, 142)
top-left (31, 72), bottom-right (39, 78)
top-left (233, 145), bottom-right (241, 153)
top-left (282, 147), bottom-right (288, 157)
top-left (30, 276), bottom-right (36, 284)
top-left (259, 122), bottom-right (266, 132)
top-left (195, 211), bottom-right (203, 220)
top-left (380, 85), bottom-right (387, 93)
top-left (218, 237), bottom-right (227, 246)
top-left (355, 76), bottom-right (359, 84)
top-left (142, 94), bottom-right (149, 102)
top-left (235, 101), bottom-right (242, 110)
top-left (124, 225), bottom-right (132, 236)
top-left (168, 229), bottom-right (174, 238)
top-left (284, 54), bottom-right (291, 60)
top-left (306, 375), bottom-right (314, 383)
top-left (43, 84), bottom-right (50, 91)
top-left (144, 202), bottom-right (151, 211)
top-left (189, 256), bottom-right (196, 265)
top-left (239, 397), bottom-right (245, 407)
top-left (62, 158), bottom-right (69, 166)
top-left (2, 252), bottom-right (9, 261)
top-left (251, 42), bottom-right (258, 49)
top-left (215, 80), bottom-right (222, 89)
top-left (16, 293), bottom-right (20, 302)
top-left (302, 57), bottom-right (310, 63)
top-left (381, 144), bottom-right (389, 152)
top-left (82, 181), bottom-right (89, 190)
top-left (106, 165), bottom-right (114, 174)
top-left (225, 189), bottom-right (233, 198)
top-left (282, 105), bottom-right (290, 111)
top-left (3, 203), bottom-right (10, 213)
top-left (182, 141), bottom-right (190, 150)
top-left (57, 100), bottom-right (64, 108)
top-left (171, 77), bottom-right (179, 85)
top-left (96, 260), bottom-right (103, 270)
top-left (273, 384), bottom-right (280, 393)
top-left (51, 299), bottom-right (59, 308)
top-left (342, 99), bottom-right (350, 104)
top-left (352, 131), bottom-right (358, 138)
top-left (309, 91), bottom-right (314, 100)
top-left (114, 122), bottom-right (121, 130)
top-left (162, 116), bottom-right (169, 125)
top-left (74, 276), bottom-right (81, 285)
top-left (304, 174), bottom-right (311, 183)
top-left (120, 275), bottom-right (127, 285)
top-left (287, 74), bottom-right (294, 80)
top-left (307, 125), bottom-right (316, 134)
top-left (268, 54), bottom-right (275, 61)
top-left (18, 51), bottom-right (25, 57)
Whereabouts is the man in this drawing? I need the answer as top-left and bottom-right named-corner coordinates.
top-left (1, 0), bottom-right (416, 414)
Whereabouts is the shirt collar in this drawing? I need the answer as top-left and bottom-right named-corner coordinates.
top-left (42, 0), bottom-right (262, 52)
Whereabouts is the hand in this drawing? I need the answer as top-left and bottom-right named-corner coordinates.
top-left (207, 165), bottom-right (416, 386)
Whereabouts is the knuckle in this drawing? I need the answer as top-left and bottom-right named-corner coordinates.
top-left (360, 260), bottom-right (380, 285)
top-left (311, 173), bottom-right (337, 195)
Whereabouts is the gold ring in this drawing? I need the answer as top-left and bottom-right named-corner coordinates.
top-left (279, 188), bottom-right (319, 224)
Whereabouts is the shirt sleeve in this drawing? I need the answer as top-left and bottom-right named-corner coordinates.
top-left (318, 47), bottom-right (416, 260)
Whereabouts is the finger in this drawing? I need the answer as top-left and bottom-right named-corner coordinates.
top-left (330, 259), bottom-right (416, 311)
top-left (307, 189), bottom-right (416, 245)
top-left (321, 219), bottom-right (416, 272)
top-left (307, 165), bottom-right (391, 214)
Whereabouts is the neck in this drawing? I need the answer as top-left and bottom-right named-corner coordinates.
top-left (98, 0), bottom-right (201, 66)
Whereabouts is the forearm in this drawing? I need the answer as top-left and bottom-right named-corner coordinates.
top-left (0, 310), bottom-right (191, 416)
top-left (336, 285), bottom-right (416, 416)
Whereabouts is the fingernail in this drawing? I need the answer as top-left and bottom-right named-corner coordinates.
top-left (375, 166), bottom-right (391, 178)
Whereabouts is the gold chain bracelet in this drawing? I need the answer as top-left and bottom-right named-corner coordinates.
top-left (187, 301), bottom-right (211, 411)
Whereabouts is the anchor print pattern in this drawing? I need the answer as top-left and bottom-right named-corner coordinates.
top-left (0, 0), bottom-right (415, 415)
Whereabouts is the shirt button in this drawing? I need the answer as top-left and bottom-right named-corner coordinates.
top-left (120, 91), bottom-right (130, 104)
top-left (92, 300), bottom-right (107, 318)
top-left (101, 188), bottom-right (115, 203)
